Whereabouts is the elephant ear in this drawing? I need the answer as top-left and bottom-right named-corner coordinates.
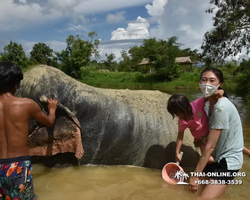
top-left (28, 96), bottom-right (84, 160)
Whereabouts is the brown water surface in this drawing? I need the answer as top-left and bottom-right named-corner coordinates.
top-left (32, 90), bottom-right (250, 200)
top-left (32, 161), bottom-right (250, 200)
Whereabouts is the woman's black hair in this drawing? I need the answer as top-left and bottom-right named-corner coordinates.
top-left (200, 67), bottom-right (224, 85)
top-left (167, 94), bottom-right (193, 119)
top-left (0, 62), bottom-right (23, 92)
top-left (200, 67), bottom-right (229, 98)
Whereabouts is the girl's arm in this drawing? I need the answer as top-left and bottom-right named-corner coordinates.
top-left (243, 146), bottom-right (250, 158)
top-left (176, 131), bottom-right (184, 162)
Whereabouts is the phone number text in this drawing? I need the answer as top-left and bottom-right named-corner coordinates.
top-left (194, 180), bottom-right (243, 185)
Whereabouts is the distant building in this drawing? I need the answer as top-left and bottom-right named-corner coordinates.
top-left (175, 56), bottom-right (197, 72)
top-left (138, 56), bottom-right (198, 74)
top-left (175, 56), bottom-right (196, 64)
top-left (137, 58), bottom-right (156, 74)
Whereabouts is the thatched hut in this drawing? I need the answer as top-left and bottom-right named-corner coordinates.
top-left (175, 56), bottom-right (196, 72)
top-left (138, 58), bottom-right (156, 74)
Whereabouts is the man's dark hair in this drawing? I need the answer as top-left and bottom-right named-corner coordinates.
top-left (0, 62), bottom-right (23, 92)
top-left (167, 94), bottom-right (193, 119)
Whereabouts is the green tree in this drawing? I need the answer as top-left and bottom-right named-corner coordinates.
top-left (118, 50), bottom-right (132, 72)
top-left (235, 58), bottom-right (250, 100)
top-left (88, 31), bottom-right (100, 58)
top-left (125, 37), bottom-right (182, 79)
top-left (0, 41), bottom-right (29, 68)
top-left (58, 32), bottom-right (100, 78)
top-left (30, 43), bottom-right (55, 66)
top-left (102, 53), bottom-right (117, 71)
top-left (128, 46), bottom-right (144, 71)
top-left (142, 37), bottom-right (181, 80)
top-left (202, 0), bottom-right (250, 62)
top-left (180, 48), bottom-right (202, 62)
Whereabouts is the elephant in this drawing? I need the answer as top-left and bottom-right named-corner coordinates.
top-left (17, 65), bottom-right (199, 169)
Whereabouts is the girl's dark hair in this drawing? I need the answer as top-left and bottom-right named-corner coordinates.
top-left (0, 62), bottom-right (23, 92)
top-left (200, 67), bottom-right (229, 98)
top-left (167, 94), bottom-right (193, 119)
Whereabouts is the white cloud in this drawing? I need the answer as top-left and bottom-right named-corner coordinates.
top-left (104, 0), bottom-right (215, 61)
top-left (66, 23), bottom-right (90, 33)
top-left (98, 39), bottom-right (143, 61)
top-left (145, 0), bottom-right (168, 17)
top-left (146, 0), bottom-right (214, 51)
top-left (44, 41), bottom-right (67, 53)
top-left (1, 0), bottom-right (217, 61)
top-left (1, 0), bottom-right (152, 31)
top-left (106, 11), bottom-right (126, 23)
top-left (111, 16), bottom-right (150, 40)
top-left (0, 1), bottom-right (62, 31)
top-left (108, 0), bottom-right (212, 56)
top-left (18, 40), bottom-right (67, 56)
top-left (20, 39), bottom-right (141, 61)
top-left (13, 0), bottom-right (152, 14)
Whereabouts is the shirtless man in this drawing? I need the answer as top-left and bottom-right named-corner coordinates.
top-left (0, 62), bottom-right (58, 200)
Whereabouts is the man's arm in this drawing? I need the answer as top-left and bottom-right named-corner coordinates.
top-left (28, 98), bottom-right (57, 127)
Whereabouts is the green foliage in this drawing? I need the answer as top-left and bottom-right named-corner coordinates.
top-left (202, 0), bottom-right (250, 62)
top-left (80, 65), bottom-right (99, 77)
top-left (57, 32), bottom-right (100, 78)
top-left (80, 70), bottom-right (160, 89)
top-left (79, 68), bottom-right (200, 90)
top-left (102, 53), bottom-right (117, 71)
top-left (153, 37), bottom-right (181, 80)
top-left (234, 59), bottom-right (250, 99)
top-left (179, 48), bottom-right (202, 63)
top-left (121, 37), bottom-right (183, 80)
top-left (128, 46), bottom-right (144, 71)
top-left (118, 50), bottom-right (132, 72)
top-left (30, 43), bottom-right (56, 67)
top-left (0, 40), bottom-right (29, 69)
top-left (118, 37), bottom-right (201, 77)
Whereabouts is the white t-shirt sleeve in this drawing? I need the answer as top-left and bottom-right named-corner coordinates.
top-left (210, 106), bottom-right (229, 130)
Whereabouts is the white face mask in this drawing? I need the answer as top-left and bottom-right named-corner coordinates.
top-left (199, 83), bottom-right (220, 98)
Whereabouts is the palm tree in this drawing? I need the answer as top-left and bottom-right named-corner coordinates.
top-left (174, 170), bottom-right (183, 181)
top-left (183, 173), bottom-right (189, 181)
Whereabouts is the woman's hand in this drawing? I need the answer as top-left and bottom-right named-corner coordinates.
top-left (189, 176), bottom-right (199, 193)
top-left (214, 89), bottom-right (224, 99)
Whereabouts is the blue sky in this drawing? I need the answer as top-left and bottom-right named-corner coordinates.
top-left (0, 0), bottom-right (218, 60)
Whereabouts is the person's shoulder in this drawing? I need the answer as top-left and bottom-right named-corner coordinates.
top-left (15, 97), bottom-right (33, 103)
top-left (191, 97), bottom-right (205, 106)
top-left (217, 97), bottom-right (232, 106)
top-left (214, 97), bottom-right (231, 111)
top-left (15, 97), bottom-right (37, 107)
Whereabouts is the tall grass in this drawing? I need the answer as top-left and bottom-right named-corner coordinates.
top-left (79, 69), bottom-right (200, 90)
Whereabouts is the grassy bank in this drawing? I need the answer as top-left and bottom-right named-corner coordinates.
top-left (79, 70), bottom-right (239, 92)
top-left (79, 69), bottom-right (250, 103)
top-left (79, 71), bottom-right (201, 91)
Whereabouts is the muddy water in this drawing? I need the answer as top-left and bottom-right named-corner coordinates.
top-left (32, 90), bottom-right (250, 200)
